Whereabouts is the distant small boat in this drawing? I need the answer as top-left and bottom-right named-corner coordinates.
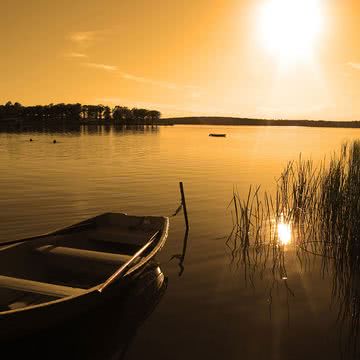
top-left (0, 212), bottom-right (169, 340)
top-left (209, 133), bottom-right (226, 137)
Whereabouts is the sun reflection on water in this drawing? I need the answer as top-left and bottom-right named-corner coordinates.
top-left (277, 221), bottom-right (292, 245)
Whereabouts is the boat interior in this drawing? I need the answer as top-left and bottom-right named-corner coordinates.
top-left (0, 213), bottom-right (167, 312)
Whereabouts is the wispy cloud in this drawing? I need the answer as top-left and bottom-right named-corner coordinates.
top-left (120, 72), bottom-right (202, 96)
top-left (72, 48), bottom-right (202, 95)
top-left (120, 73), bottom-right (178, 90)
top-left (95, 98), bottom-right (238, 117)
top-left (70, 31), bottom-right (96, 43)
top-left (348, 62), bottom-right (360, 70)
top-left (82, 62), bottom-right (201, 94)
top-left (65, 52), bottom-right (88, 58)
top-left (69, 30), bottom-right (108, 49)
top-left (84, 62), bottom-right (118, 72)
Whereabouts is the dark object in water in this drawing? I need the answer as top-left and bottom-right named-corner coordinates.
top-left (0, 212), bottom-right (169, 340)
top-left (2, 263), bottom-right (167, 359)
top-left (53, 140), bottom-right (57, 143)
top-left (29, 139), bottom-right (33, 142)
top-left (209, 133), bottom-right (226, 137)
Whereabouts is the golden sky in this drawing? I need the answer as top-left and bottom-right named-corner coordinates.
top-left (1, 0), bottom-right (360, 120)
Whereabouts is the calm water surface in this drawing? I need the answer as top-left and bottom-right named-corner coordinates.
top-left (1, 125), bottom-right (360, 359)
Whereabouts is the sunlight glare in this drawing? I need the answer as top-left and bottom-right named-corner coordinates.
top-left (278, 221), bottom-right (292, 245)
top-left (258, 0), bottom-right (324, 66)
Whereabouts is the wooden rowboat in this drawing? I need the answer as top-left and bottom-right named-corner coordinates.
top-left (2, 263), bottom-right (168, 358)
top-left (0, 212), bottom-right (169, 340)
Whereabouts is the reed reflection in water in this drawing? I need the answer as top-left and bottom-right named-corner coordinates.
top-left (228, 141), bottom-right (360, 358)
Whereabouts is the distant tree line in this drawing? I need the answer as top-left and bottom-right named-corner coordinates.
top-left (166, 116), bottom-right (360, 129)
top-left (0, 101), bottom-right (161, 125)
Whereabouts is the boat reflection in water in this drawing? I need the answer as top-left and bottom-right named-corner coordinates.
top-left (1, 262), bottom-right (167, 360)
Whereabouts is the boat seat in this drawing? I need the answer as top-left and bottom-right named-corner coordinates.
top-left (0, 275), bottom-right (85, 298)
top-left (36, 245), bottom-right (133, 265)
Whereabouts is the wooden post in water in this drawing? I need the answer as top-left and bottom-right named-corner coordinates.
top-left (179, 182), bottom-right (189, 230)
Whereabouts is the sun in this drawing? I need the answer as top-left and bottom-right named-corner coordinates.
top-left (258, 0), bottom-right (324, 66)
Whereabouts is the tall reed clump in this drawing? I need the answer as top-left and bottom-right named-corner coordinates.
top-left (319, 143), bottom-right (360, 248)
top-left (319, 142), bottom-right (360, 351)
top-left (229, 140), bottom-right (360, 251)
top-left (226, 155), bottom-right (323, 284)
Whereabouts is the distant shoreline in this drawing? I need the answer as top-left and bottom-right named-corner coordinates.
top-left (161, 117), bottom-right (360, 129)
top-left (2, 116), bottom-right (360, 130)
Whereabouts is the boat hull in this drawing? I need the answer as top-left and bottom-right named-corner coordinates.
top-left (0, 213), bottom-right (169, 341)
top-left (1, 265), bottom-right (167, 359)
top-left (0, 277), bottom-right (134, 341)
top-left (209, 133), bottom-right (226, 137)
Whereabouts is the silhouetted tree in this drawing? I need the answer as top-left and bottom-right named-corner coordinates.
top-left (97, 105), bottom-right (104, 120)
top-left (84, 105), bottom-right (98, 121)
top-left (148, 110), bottom-right (161, 124)
top-left (131, 108), bottom-right (149, 124)
top-left (103, 106), bottom-right (111, 121)
top-left (113, 106), bottom-right (132, 124)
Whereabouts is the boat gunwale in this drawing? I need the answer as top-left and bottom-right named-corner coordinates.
top-left (0, 214), bottom-right (169, 316)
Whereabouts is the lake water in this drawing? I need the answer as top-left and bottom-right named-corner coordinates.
top-left (1, 125), bottom-right (360, 359)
